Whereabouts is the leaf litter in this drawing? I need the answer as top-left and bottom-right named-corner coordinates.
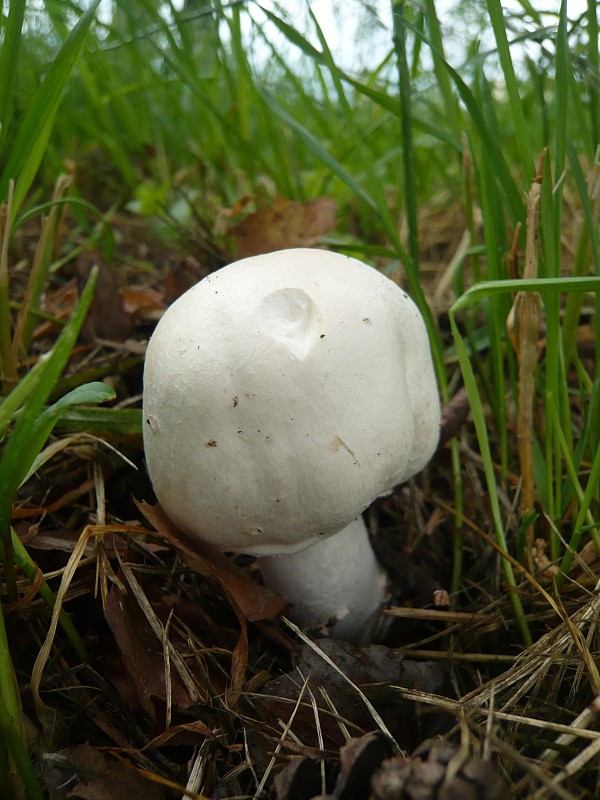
top-left (5, 199), bottom-right (600, 799)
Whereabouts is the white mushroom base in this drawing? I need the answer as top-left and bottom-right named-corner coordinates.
top-left (258, 516), bottom-right (387, 644)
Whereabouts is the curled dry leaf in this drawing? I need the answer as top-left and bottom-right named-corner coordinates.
top-left (438, 386), bottom-right (470, 448)
top-left (134, 500), bottom-right (289, 710)
top-left (334, 732), bottom-right (394, 800)
top-left (135, 499), bottom-right (288, 622)
top-left (230, 196), bottom-right (337, 259)
top-left (272, 756), bottom-right (322, 800)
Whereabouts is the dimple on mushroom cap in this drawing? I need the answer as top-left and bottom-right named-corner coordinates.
top-left (142, 248), bottom-right (440, 556)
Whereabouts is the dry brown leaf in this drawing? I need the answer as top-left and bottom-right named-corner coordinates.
top-left (120, 287), bottom-right (166, 315)
top-left (438, 386), bottom-right (470, 447)
top-left (135, 500), bottom-right (288, 622)
top-left (76, 255), bottom-right (134, 342)
top-left (42, 742), bottom-right (166, 800)
top-left (135, 500), bottom-right (289, 710)
top-left (230, 196), bottom-right (337, 258)
top-left (256, 639), bottom-right (445, 751)
top-left (104, 579), bottom-right (208, 717)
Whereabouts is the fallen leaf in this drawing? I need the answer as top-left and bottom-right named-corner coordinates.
top-left (272, 756), bottom-right (321, 800)
top-left (230, 196), bottom-right (337, 258)
top-left (120, 287), bottom-right (166, 316)
top-left (334, 732), bottom-right (394, 800)
top-left (135, 500), bottom-right (288, 622)
top-left (135, 500), bottom-right (289, 710)
top-left (77, 254), bottom-right (134, 342)
top-left (104, 577), bottom-right (208, 718)
top-left (42, 742), bottom-right (166, 800)
top-left (256, 639), bottom-right (445, 750)
top-left (163, 257), bottom-right (211, 303)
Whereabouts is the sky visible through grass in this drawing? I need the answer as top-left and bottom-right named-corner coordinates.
top-left (246, 0), bottom-right (591, 73)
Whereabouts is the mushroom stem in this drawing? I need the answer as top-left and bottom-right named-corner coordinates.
top-left (257, 516), bottom-right (387, 644)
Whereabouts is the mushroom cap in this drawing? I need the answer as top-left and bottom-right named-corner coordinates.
top-left (143, 248), bottom-right (440, 556)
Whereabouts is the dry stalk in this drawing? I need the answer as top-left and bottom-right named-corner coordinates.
top-left (30, 523), bottom-right (154, 735)
top-left (506, 173), bottom-right (543, 569)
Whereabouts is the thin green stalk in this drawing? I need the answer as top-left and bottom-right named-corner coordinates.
top-left (562, 148), bottom-right (599, 366)
top-left (410, 23), bottom-right (524, 224)
top-left (0, 693), bottom-right (43, 800)
top-left (450, 311), bottom-right (531, 646)
top-left (484, 0), bottom-right (534, 184)
top-left (451, 277), bottom-right (600, 310)
top-left (0, 603), bottom-right (19, 720)
top-left (0, 0), bottom-right (26, 164)
top-left (0, 0), bottom-right (102, 220)
top-left (449, 439), bottom-right (465, 607)
top-left (0, 188), bottom-right (17, 392)
top-left (540, 163), bottom-right (570, 533)
top-left (473, 116), bottom-right (510, 471)
top-left (422, 0), bottom-right (461, 142)
top-left (554, 401), bottom-right (600, 583)
top-left (391, 0), bottom-right (419, 269)
top-left (587, 0), bottom-right (600, 148)
top-left (553, 0), bottom-right (569, 179)
top-left (16, 174), bottom-right (72, 355)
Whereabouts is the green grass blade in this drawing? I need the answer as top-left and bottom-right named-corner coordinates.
top-left (52, 406), bottom-right (142, 441)
top-left (449, 312), bottom-right (531, 646)
top-left (0, 0), bottom-right (101, 215)
top-left (0, 269), bottom-right (98, 512)
top-left (0, 267), bottom-right (99, 539)
top-left (0, 354), bottom-right (53, 439)
top-left (391, 1), bottom-right (419, 268)
top-left (256, 84), bottom-right (379, 212)
top-left (18, 382), bottom-right (116, 489)
top-left (0, 692), bottom-right (43, 800)
top-left (553, 0), bottom-right (569, 180)
top-left (484, 0), bottom-right (534, 183)
top-left (259, 3), bottom-right (462, 153)
top-left (0, 592), bottom-right (20, 748)
top-left (404, 18), bottom-right (525, 223)
top-left (587, 0), bottom-right (600, 146)
top-left (556, 403), bottom-right (600, 582)
top-left (0, 0), bottom-right (26, 165)
top-left (562, 143), bottom-right (599, 364)
top-left (451, 276), bottom-right (600, 312)
top-left (422, 0), bottom-right (461, 141)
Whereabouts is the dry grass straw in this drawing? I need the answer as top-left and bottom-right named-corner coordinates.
top-left (384, 575), bottom-right (600, 796)
top-left (512, 175), bottom-right (543, 570)
top-left (30, 522), bottom-right (147, 733)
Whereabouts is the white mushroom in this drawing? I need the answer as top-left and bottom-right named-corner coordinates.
top-left (142, 248), bottom-right (440, 643)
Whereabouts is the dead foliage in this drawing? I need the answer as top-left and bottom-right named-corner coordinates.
top-left (228, 196), bottom-right (338, 258)
top-left (2, 194), bottom-right (600, 800)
